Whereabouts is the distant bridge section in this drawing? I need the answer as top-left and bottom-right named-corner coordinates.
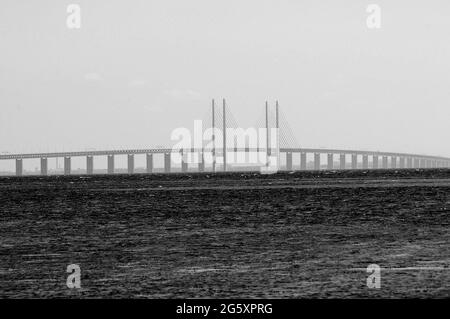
top-left (2, 99), bottom-right (449, 176)
top-left (2, 147), bottom-right (450, 176)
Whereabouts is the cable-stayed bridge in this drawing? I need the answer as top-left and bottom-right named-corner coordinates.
top-left (1, 99), bottom-right (450, 176)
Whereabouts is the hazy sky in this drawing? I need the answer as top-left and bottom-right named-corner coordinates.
top-left (1, 0), bottom-right (450, 169)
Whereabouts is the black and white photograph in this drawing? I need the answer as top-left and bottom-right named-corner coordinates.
top-left (0, 0), bottom-right (449, 314)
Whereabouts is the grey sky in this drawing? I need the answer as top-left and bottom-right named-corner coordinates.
top-left (1, 0), bottom-right (449, 170)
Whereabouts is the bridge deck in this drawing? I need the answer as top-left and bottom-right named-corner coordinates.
top-left (0, 148), bottom-right (449, 161)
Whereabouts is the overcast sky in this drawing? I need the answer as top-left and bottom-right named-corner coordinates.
top-left (1, 0), bottom-right (449, 170)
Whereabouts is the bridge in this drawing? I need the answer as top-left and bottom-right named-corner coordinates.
top-left (2, 99), bottom-right (450, 176)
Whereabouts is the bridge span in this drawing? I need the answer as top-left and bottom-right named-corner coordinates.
top-left (2, 147), bottom-right (450, 176)
top-left (2, 100), bottom-right (449, 176)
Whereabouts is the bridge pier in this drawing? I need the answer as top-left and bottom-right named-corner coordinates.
top-left (362, 155), bottom-right (368, 169)
top-left (15, 159), bottom-right (23, 176)
top-left (413, 158), bottom-right (419, 168)
top-left (314, 153), bottom-right (320, 170)
top-left (198, 152), bottom-right (205, 172)
top-left (286, 152), bottom-right (293, 170)
top-left (382, 156), bottom-right (388, 169)
top-left (372, 155), bottom-right (379, 169)
top-left (391, 156), bottom-right (397, 169)
top-left (86, 156), bottom-right (94, 175)
top-left (420, 159), bottom-right (426, 168)
top-left (340, 154), bottom-right (345, 170)
top-left (327, 154), bottom-right (333, 170)
top-left (146, 154), bottom-right (153, 173)
top-left (351, 154), bottom-right (357, 169)
top-left (407, 157), bottom-right (413, 169)
top-left (399, 157), bottom-right (405, 169)
top-left (64, 157), bottom-right (71, 175)
top-left (127, 154), bottom-right (134, 174)
top-left (41, 158), bottom-right (48, 176)
top-left (182, 160), bottom-right (188, 173)
top-left (180, 151), bottom-right (188, 173)
top-left (300, 153), bottom-right (307, 170)
top-left (164, 153), bottom-right (171, 173)
top-left (107, 155), bottom-right (114, 174)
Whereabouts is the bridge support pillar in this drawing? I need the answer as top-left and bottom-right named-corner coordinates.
top-left (15, 159), bottom-right (23, 176)
top-left (300, 153), bottom-right (307, 170)
top-left (407, 157), bottom-right (413, 169)
top-left (351, 154), bottom-right (357, 169)
top-left (164, 153), bottom-right (171, 173)
top-left (314, 153), bottom-right (320, 170)
top-left (382, 156), bottom-right (388, 169)
top-left (181, 151), bottom-right (188, 173)
top-left (146, 154), bottom-right (153, 173)
top-left (399, 157), bottom-right (405, 169)
top-left (107, 155), bottom-right (114, 174)
top-left (182, 160), bottom-right (188, 173)
top-left (413, 158), bottom-right (420, 168)
top-left (420, 159), bottom-right (426, 168)
top-left (64, 157), bottom-right (71, 175)
top-left (198, 152), bottom-right (205, 172)
top-left (362, 155), bottom-right (368, 169)
top-left (86, 156), bottom-right (94, 175)
top-left (372, 156), bottom-right (379, 169)
top-left (391, 156), bottom-right (397, 169)
top-left (286, 152), bottom-right (293, 170)
top-left (340, 154), bottom-right (345, 170)
top-left (127, 154), bottom-right (134, 174)
top-left (327, 154), bottom-right (333, 170)
top-left (41, 158), bottom-right (48, 176)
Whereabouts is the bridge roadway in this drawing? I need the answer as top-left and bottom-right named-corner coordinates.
top-left (2, 147), bottom-right (450, 176)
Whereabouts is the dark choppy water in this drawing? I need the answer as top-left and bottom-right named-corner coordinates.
top-left (0, 169), bottom-right (449, 298)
